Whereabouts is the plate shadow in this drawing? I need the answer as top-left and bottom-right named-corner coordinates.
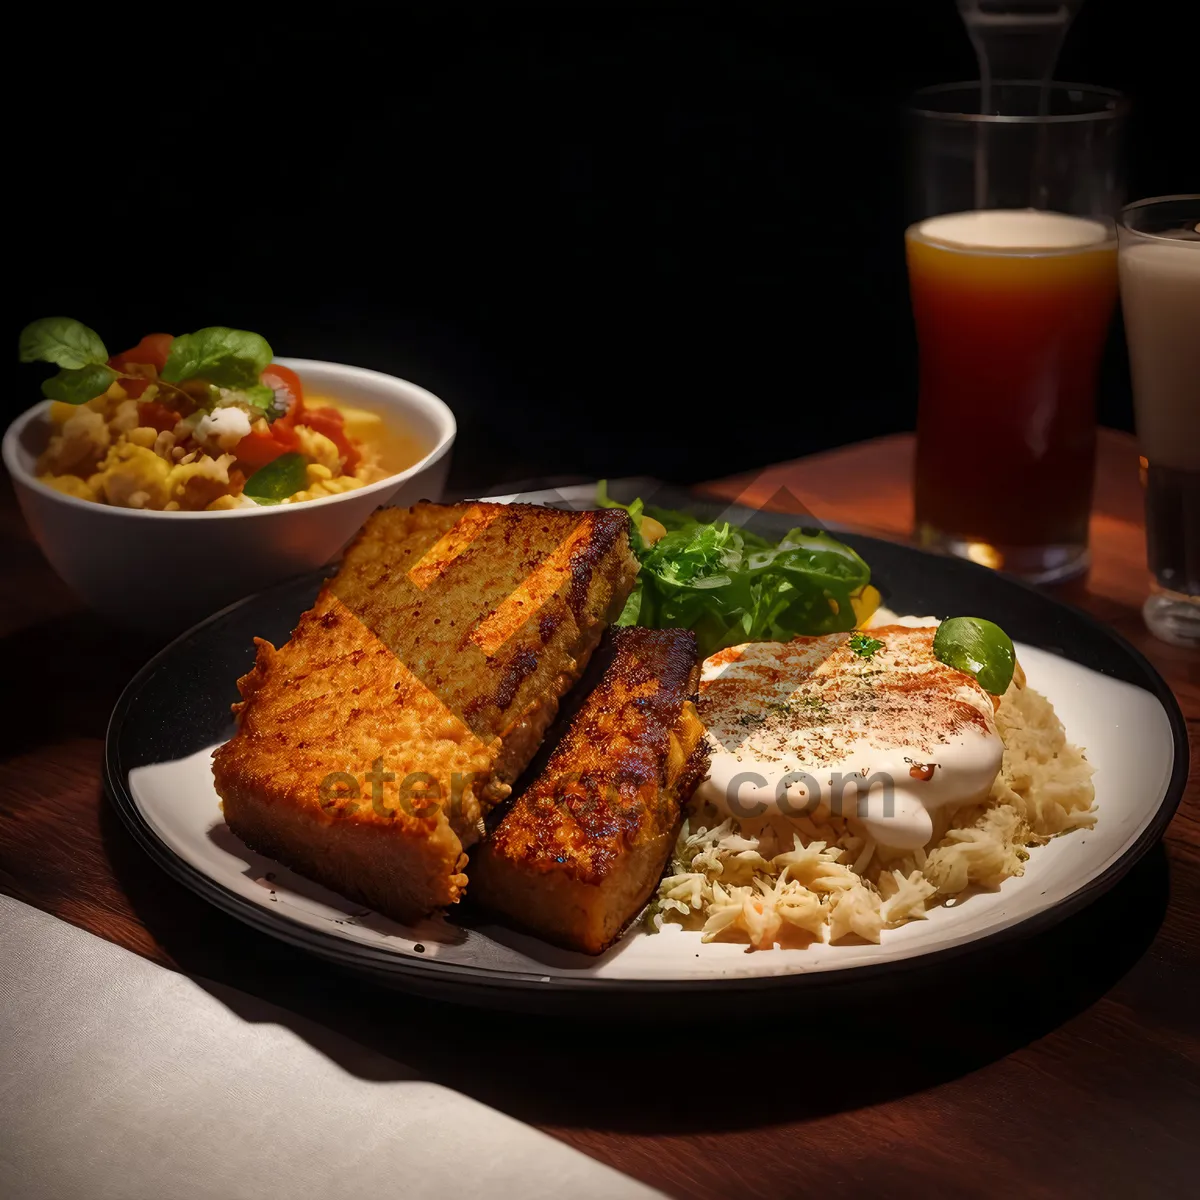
top-left (102, 795), bottom-right (1171, 1135)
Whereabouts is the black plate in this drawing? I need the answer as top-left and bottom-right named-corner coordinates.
top-left (105, 494), bottom-right (1188, 1011)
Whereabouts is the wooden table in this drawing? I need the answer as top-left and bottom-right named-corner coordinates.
top-left (2, 430), bottom-right (1197, 1198)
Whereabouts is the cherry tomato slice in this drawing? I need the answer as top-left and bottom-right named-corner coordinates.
top-left (137, 400), bottom-right (180, 432)
top-left (261, 363), bottom-right (304, 421)
top-left (110, 333), bottom-right (174, 372)
top-left (233, 431), bottom-right (293, 471)
top-left (119, 377), bottom-right (152, 400)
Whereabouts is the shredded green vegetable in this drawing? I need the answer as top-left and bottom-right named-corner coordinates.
top-left (597, 481), bottom-right (872, 658)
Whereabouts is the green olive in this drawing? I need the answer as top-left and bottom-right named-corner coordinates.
top-left (932, 617), bottom-right (1016, 696)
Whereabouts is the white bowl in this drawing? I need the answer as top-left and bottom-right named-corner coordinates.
top-left (3, 358), bottom-right (456, 632)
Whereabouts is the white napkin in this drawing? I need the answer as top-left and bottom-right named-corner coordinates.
top-left (0, 895), bottom-right (658, 1200)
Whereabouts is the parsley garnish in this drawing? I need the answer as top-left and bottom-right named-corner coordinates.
top-left (848, 632), bottom-right (884, 659)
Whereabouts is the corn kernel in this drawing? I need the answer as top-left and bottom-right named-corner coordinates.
top-left (126, 426), bottom-right (158, 448)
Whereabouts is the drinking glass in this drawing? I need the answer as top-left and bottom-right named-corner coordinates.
top-left (907, 82), bottom-right (1125, 583)
top-left (1118, 195), bottom-right (1200, 647)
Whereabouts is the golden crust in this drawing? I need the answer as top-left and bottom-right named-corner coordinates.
top-left (212, 501), bottom-right (637, 922)
top-left (470, 627), bottom-right (708, 954)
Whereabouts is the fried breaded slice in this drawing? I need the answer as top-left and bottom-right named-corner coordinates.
top-left (470, 627), bottom-right (709, 954)
top-left (212, 501), bottom-right (637, 922)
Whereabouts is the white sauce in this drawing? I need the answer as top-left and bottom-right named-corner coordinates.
top-left (694, 621), bottom-right (1004, 851)
top-left (866, 606), bottom-right (938, 629)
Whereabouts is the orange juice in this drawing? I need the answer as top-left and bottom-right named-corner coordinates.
top-left (908, 210), bottom-right (1118, 574)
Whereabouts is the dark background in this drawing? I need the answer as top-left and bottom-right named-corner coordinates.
top-left (11, 1), bottom-right (1192, 493)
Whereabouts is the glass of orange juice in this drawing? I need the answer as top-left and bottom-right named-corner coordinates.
top-left (907, 82), bottom-right (1125, 583)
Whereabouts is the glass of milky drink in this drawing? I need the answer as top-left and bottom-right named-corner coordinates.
top-left (1118, 195), bottom-right (1200, 647)
top-left (906, 82), bottom-right (1125, 583)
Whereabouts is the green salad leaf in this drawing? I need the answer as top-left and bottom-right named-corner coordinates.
top-left (243, 452), bottom-right (308, 504)
top-left (19, 317), bottom-right (108, 370)
top-left (41, 363), bottom-right (119, 405)
top-left (162, 327), bottom-right (273, 390)
top-left (597, 482), bottom-right (873, 657)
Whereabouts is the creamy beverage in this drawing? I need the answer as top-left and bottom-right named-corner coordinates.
top-left (1120, 237), bottom-right (1200, 473)
top-left (1118, 201), bottom-right (1200, 644)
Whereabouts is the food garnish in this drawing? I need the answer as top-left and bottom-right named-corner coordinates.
top-left (20, 317), bottom-right (121, 405)
top-left (20, 318), bottom-right (276, 413)
top-left (19, 317), bottom-right (393, 510)
top-left (848, 632), bottom-right (884, 659)
top-left (243, 453), bottom-right (309, 504)
top-left (932, 616), bottom-right (1016, 696)
top-left (161, 327), bottom-right (274, 393)
top-left (597, 481), bottom-right (874, 656)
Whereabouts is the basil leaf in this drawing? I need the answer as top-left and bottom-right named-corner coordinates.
top-left (243, 452), bottom-right (308, 504)
top-left (41, 363), bottom-right (119, 405)
top-left (19, 317), bottom-right (109, 370)
top-left (161, 327), bottom-right (273, 389)
top-left (933, 617), bottom-right (1016, 695)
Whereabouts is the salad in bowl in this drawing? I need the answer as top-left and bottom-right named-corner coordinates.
top-left (21, 317), bottom-right (397, 511)
top-left (7, 318), bottom-right (454, 630)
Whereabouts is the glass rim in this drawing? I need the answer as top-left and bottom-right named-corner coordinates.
top-left (1119, 194), bottom-right (1200, 243)
top-left (910, 81), bottom-right (1126, 125)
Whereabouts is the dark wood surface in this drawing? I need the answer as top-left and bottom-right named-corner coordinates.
top-left (2, 430), bottom-right (1197, 1198)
